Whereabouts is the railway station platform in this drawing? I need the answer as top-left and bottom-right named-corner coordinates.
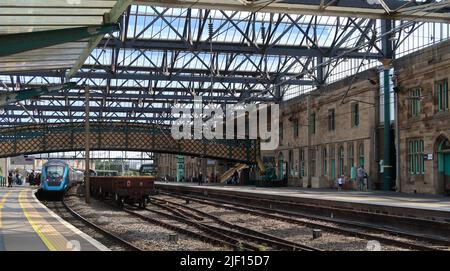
top-left (0, 186), bottom-right (109, 251)
top-left (156, 182), bottom-right (450, 221)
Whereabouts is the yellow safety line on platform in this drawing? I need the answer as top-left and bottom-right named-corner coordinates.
top-left (0, 191), bottom-right (12, 209)
top-left (19, 190), bottom-right (69, 251)
top-left (0, 191), bottom-right (12, 228)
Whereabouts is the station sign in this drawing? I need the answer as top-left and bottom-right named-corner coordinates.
top-left (423, 154), bottom-right (433, 161)
top-left (10, 155), bottom-right (35, 166)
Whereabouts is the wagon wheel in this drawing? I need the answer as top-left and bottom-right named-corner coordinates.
top-left (138, 198), bottom-right (147, 209)
top-left (115, 194), bottom-right (124, 208)
top-left (98, 187), bottom-right (103, 200)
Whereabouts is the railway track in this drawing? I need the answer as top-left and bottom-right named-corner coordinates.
top-left (158, 191), bottom-right (450, 251)
top-left (149, 197), bottom-right (321, 251)
top-left (122, 203), bottom-right (319, 251)
top-left (44, 198), bottom-right (142, 251)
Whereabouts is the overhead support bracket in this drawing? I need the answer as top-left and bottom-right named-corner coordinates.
top-left (0, 24), bottom-right (119, 58)
top-left (0, 82), bottom-right (76, 108)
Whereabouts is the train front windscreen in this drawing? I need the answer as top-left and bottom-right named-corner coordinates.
top-left (45, 165), bottom-right (65, 182)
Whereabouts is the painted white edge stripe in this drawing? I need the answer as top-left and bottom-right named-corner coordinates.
top-left (31, 189), bottom-right (110, 251)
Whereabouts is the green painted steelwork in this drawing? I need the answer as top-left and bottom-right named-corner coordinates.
top-left (0, 82), bottom-right (76, 107)
top-left (0, 24), bottom-right (119, 57)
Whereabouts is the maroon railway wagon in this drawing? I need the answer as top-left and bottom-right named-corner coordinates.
top-left (90, 176), bottom-right (156, 207)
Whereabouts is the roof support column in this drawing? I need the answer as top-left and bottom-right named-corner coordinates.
top-left (84, 85), bottom-right (91, 204)
top-left (381, 19), bottom-right (394, 191)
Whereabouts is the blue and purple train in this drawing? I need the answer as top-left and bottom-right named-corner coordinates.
top-left (40, 160), bottom-right (83, 195)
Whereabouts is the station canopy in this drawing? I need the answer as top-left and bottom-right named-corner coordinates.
top-left (0, 0), bottom-right (450, 127)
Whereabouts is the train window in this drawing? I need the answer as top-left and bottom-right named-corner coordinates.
top-left (46, 166), bottom-right (64, 178)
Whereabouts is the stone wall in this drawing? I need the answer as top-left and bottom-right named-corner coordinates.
top-left (269, 69), bottom-right (380, 188)
top-left (394, 39), bottom-right (450, 194)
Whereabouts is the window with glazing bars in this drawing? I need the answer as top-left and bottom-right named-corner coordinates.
top-left (323, 147), bottom-right (327, 176)
top-left (289, 149), bottom-right (294, 176)
top-left (409, 88), bottom-right (421, 117)
top-left (299, 148), bottom-right (305, 177)
top-left (435, 79), bottom-right (449, 112)
top-left (310, 148), bottom-right (316, 177)
top-left (351, 103), bottom-right (359, 127)
top-left (328, 109), bottom-right (335, 131)
top-left (348, 143), bottom-right (354, 171)
top-left (358, 143), bottom-right (365, 168)
top-left (293, 119), bottom-right (299, 138)
top-left (407, 139), bottom-right (425, 175)
top-left (310, 113), bottom-right (316, 134)
top-left (339, 146), bottom-right (345, 176)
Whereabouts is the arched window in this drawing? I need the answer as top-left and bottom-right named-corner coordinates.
top-left (348, 143), bottom-right (354, 174)
top-left (299, 148), bottom-right (305, 177)
top-left (323, 147), bottom-right (327, 176)
top-left (359, 143), bottom-right (365, 168)
top-left (339, 146), bottom-right (345, 176)
top-left (310, 148), bottom-right (316, 177)
top-left (278, 152), bottom-right (285, 178)
top-left (330, 146), bottom-right (336, 180)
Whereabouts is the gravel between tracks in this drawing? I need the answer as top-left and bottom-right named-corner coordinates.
top-left (155, 195), bottom-right (409, 251)
top-left (64, 195), bottom-right (228, 251)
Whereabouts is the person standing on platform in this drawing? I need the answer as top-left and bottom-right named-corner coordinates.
top-left (337, 175), bottom-right (345, 191)
top-left (233, 171), bottom-right (239, 185)
top-left (8, 172), bottom-right (13, 187)
top-left (357, 166), bottom-right (364, 191)
top-left (198, 172), bottom-right (203, 186)
top-left (363, 170), bottom-right (369, 191)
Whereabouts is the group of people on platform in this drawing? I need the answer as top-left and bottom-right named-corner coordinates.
top-left (337, 165), bottom-right (368, 191)
top-left (4, 171), bottom-right (21, 187)
top-left (27, 170), bottom-right (41, 186)
top-left (162, 172), bottom-right (219, 185)
top-left (1, 170), bottom-right (41, 188)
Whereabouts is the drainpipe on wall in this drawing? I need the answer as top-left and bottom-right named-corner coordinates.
top-left (307, 95), bottom-right (312, 188)
top-left (394, 83), bottom-right (401, 192)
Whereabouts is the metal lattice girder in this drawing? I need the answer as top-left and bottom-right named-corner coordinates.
top-left (136, 0), bottom-right (450, 22)
top-left (0, 82), bottom-right (76, 107)
top-left (66, 0), bottom-right (134, 79)
top-left (0, 25), bottom-right (119, 57)
top-left (0, 115), bottom-right (174, 124)
top-left (5, 71), bottom-right (314, 86)
top-left (100, 39), bottom-right (382, 59)
top-left (0, 122), bottom-right (259, 164)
